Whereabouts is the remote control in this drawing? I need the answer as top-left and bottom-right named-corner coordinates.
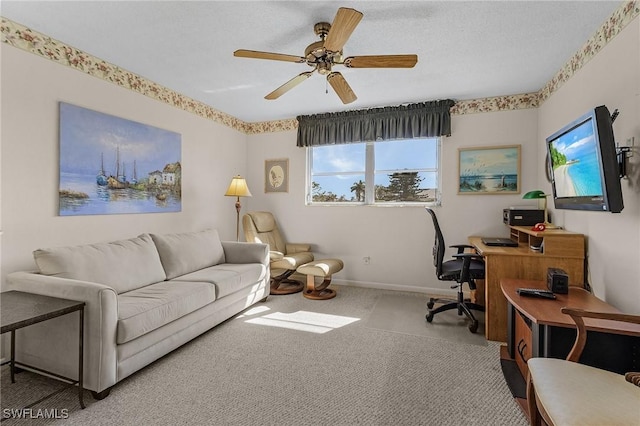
top-left (517, 288), bottom-right (556, 299)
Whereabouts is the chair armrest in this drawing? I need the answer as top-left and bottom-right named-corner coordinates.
top-left (450, 244), bottom-right (475, 254)
top-left (222, 241), bottom-right (269, 265)
top-left (561, 308), bottom-right (640, 362)
top-left (6, 271), bottom-right (119, 392)
top-left (270, 251), bottom-right (284, 261)
top-left (286, 243), bottom-right (311, 254)
top-left (451, 253), bottom-right (484, 284)
top-left (625, 372), bottom-right (640, 387)
top-left (451, 253), bottom-right (483, 262)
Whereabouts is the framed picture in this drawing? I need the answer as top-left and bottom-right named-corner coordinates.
top-left (265, 158), bottom-right (289, 193)
top-left (458, 145), bottom-right (521, 194)
top-left (59, 102), bottom-right (182, 215)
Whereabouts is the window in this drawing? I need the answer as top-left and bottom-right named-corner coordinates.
top-left (307, 138), bottom-right (441, 205)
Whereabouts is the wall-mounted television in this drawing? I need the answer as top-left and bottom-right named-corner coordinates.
top-left (546, 105), bottom-right (623, 213)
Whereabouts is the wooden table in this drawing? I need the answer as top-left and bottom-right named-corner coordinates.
top-left (1, 291), bottom-right (86, 410)
top-left (469, 226), bottom-right (584, 342)
top-left (501, 279), bottom-right (640, 376)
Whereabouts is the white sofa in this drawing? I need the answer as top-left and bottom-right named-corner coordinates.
top-left (6, 229), bottom-right (269, 399)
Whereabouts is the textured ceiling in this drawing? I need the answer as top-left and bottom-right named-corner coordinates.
top-left (1, 1), bottom-right (622, 123)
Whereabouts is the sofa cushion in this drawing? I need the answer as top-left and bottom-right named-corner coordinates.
top-left (151, 229), bottom-right (226, 280)
top-left (176, 263), bottom-right (267, 299)
top-left (117, 281), bottom-right (216, 344)
top-left (33, 234), bottom-right (166, 294)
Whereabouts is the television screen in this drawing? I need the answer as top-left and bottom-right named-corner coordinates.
top-left (546, 105), bottom-right (623, 213)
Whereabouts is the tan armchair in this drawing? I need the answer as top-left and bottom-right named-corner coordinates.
top-left (526, 307), bottom-right (640, 426)
top-left (242, 211), bottom-right (313, 295)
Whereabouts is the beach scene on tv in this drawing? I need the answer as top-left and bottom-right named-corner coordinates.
top-left (549, 119), bottom-right (603, 198)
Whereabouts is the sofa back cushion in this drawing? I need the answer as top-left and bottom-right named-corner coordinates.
top-left (150, 229), bottom-right (225, 279)
top-left (33, 233), bottom-right (167, 294)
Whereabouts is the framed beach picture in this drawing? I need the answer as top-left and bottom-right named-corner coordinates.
top-left (458, 145), bottom-right (521, 194)
top-left (265, 158), bottom-right (289, 193)
top-left (59, 102), bottom-right (182, 215)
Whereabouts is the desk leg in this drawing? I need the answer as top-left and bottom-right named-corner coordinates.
top-left (10, 330), bottom-right (15, 383)
top-left (78, 307), bottom-right (85, 409)
top-left (507, 302), bottom-right (515, 358)
top-left (531, 323), bottom-right (547, 358)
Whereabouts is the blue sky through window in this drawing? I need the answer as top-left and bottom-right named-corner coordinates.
top-left (310, 138), bottom-right (438, 201)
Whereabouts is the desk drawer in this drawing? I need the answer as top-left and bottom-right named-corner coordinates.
top-left (515, 311), bottom-right (532, 378)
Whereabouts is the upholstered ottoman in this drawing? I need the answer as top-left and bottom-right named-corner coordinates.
top-left (296, 259), bottom-right (343, 300)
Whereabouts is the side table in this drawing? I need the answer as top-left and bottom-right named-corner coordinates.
top-left (1, 291), bottom-right (85, 410)
top-left (499, 279), bottom-right (640, 414)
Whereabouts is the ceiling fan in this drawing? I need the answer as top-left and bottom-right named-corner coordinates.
top-left (234, 7), bottom-right (418, 104)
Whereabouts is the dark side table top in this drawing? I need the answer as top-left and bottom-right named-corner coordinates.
top-left (500, 279), bottom-right (640, 337)
top-left (1, 291), bottom-right (85, 334)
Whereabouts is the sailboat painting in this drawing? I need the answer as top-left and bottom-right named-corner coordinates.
top-left (59, 102), bottom-right (182, 215)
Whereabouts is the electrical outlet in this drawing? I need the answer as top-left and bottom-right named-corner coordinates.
top-left (363, 256), bottom-right (371, 265)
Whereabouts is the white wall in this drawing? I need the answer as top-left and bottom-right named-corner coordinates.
top-left (0, 46), bottom-right (248, 285)
top-left (537, 17), bottom-right (640, 313)
top-left (245, 107), bottom-right (539, 293)
top-left (244, 16), bottom-right (640, 308)
top-left (2, 14), bottom-right (638, 312)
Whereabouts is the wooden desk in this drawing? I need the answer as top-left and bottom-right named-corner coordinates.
top-left (470, 226), bottom-right (585, 342)
top-left (501, 279), bottom-right (640, 375)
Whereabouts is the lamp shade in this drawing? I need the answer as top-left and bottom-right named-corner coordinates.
top-left (225, 175), bottom-right (252, 198)
top-left (522, 190), bottom-right (546, 199)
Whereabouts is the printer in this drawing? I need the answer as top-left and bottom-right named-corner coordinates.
top-left (503, 208), bottom-right (545, 226)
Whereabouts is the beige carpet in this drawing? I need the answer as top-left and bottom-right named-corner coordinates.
top-left (1, 285), bottom-right (526, 426)
top-left (363, 293), bottom-right (488, 346)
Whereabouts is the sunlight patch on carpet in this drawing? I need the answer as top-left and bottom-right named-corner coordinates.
top-left (245, 311), bottom-right (360, 334)
top-left (236, 305), bottom-right (271, 318)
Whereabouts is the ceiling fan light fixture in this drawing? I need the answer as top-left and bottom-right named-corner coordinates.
top-left (317, 61), bottom-right (332, 75)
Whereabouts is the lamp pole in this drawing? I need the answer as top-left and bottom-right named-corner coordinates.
top-left (234, 196), bottom-right (242, 242)
top-left (224, 175), bottom-right (252, 242)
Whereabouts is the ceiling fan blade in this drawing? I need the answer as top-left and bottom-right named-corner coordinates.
top-left (324, 8), bottom-right (363, 53)
top-left (327, 72), bottom-right (357, 104)
top-left (344, 54), bottom-right (418, 68)
top-left (234, 49), bottom-right (305, 63)
top-left (265, 72), bottom-right (314, 100)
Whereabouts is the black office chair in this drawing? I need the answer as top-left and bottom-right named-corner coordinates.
top-left (425, 207), bottom-right (485, 333)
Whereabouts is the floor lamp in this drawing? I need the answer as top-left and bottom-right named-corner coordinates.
top-left (225, 175), bottom-right (252, 241)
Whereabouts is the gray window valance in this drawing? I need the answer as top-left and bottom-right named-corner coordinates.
top-left (296, 99), bottom-right (455, 147)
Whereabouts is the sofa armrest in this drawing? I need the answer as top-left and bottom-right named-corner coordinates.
top-left (222, 241), bottom-right (269, 266)
top-left (6, 271), bottom-right (119, 393)
top-left (286, 243), bottom-right (311, 254)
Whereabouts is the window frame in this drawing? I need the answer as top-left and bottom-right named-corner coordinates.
top-left (306, 137), bottom-right (442, 206)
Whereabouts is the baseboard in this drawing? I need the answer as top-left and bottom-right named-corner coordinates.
top-left (332, 278), bottom-right (459, 297)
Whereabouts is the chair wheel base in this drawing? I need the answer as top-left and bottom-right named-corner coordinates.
top-left (426, 312), bottom-right (434, 322)
top-left (303, 289), bottom-right (336, 300)
top-left (468, 319), bottom-right (479, 333)
top-left (270, 280), bottom-right (304, 295)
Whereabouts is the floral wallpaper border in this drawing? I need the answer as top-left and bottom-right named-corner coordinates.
top-left (0, 17), bottom-right (252, 134)
top-left (1, 1), bottom-right (638, 134)
top-left (539, 0), bottom-right (639, 103)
